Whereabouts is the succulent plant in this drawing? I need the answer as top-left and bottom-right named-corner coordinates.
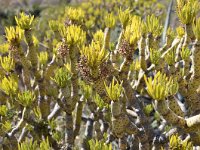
top-left (1, 0), bottom-right (200, 150)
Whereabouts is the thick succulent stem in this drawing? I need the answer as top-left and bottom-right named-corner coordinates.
top-left (185, 40), bottom-right (200, 115)
top-left (93, 79), bottom-right (111, 103)
top-left (112, 30), bottom-right (123, 69)
top-left (94, 120), bottom-right (103, 140)
top-left (69, 46), bottom-right (79, 110)
top-left (175, 37), bottom-right (184, 62)
top-left (134, 96), bottom-right (152, 150)
top-left (119, 136), bottom-right (127, 150)
top-left (25, 29), bottom-right (38, 71)
top-left (119, 58), bottom-right (134, 105)
top-left (82, 114), bottom-right (94, 149)
top-left (73, 97), bottom-right (84, 139)
top-left (168, 95), bottom-right (184, 117)
top-left (139, 36), bottom-right (147, 71)
top-left (21, 55), bottom-right (31, 90)
top-left (155, 100), bottom-right (186, 127)
top-left (111, 100), bottom-right (139, 139)
top-left (103, 27), bottom-right (111, 50)
top-left (183, 24), bottom-right (194, 46)
top-left (65, 112), bottom-right (74, 149)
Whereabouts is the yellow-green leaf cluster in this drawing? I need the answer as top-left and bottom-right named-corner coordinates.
top-left (81, 41), bottom-right (108, 68)
top-left (39, 138), bottom-right (51, 150)
top-left (177, 0), bottom-right (187, 8)
top-left (180, 47), bottom-right (191, 60)
top-left (0, 76), bottom-right (18, 95)
top-left (38, 51), bottom-right (48, 66)
top-left (79, 80), bottom-right (92, 100)
top-left (124, 26), bottom-right (137, 45)
top-left (93, 93), bottom-right (109, 109)
top-left (60, 25), bottom-right (86, 47)
top-left (176, 0), bottom-right (199, 25)
top-left (105, 12), bottom-right (116, 28)
top-left (124, 15), bottom-right (143, 45)
top-left (33, 106), bottom-right (42, 121)
top-left (0, 55), bottom-right (15, 72)
top-left (130, 58), bottom-right (141, 71)
top-left (144, 72), bottom-right (179, 101)
top-left (167, 27), bottom-right (175, 39)
top-left (17, 90), bottom-right (35, 107)
top-left (144, 104), bottom-right (154, 116)
top-left (93, 30), bottom-right (104, 46)
top-left (168, 78), bottom-right (179, 96)
top-left (1, 121), bottom-right (12, 133)
top-left (176, 26), bottom-right (185, 38)
top-left (193, 18), bottom-right (200, 40)
top-left (169, 134), bottom-right (193, 150)
top-left (85, 19), bottom-right (94, 28)
top-left (32, 35), bottom-right (39, 47)
top-left (5, 26), bottom-right (24, 44)
top-left (145, 14), bottom-right (163, 37)
top-left (51, 67), bottom-right (72, 88)
top-left (49, 20), bottom-right (63, 32)
top-left (170, 134), bottom-right (182, 149)
top-left (64, 63), bottom-right (71, 73)
top-left (65, 7), bottom-right (85, 23)
top-left (104, 77), bottom-right (123, 101)
top-left (164, 48), bottom-right (176, 65)
top-left (89, 139), bottom-right (112, 150)
top-left (15, 12), bottom-right (34, 30)
top-left (18, 138), bottom-right (38, 150)
top-left (150, 49), bottom-right (161, 65)
top-left (0, 43), bottom-right (9, 54)
top-left (118, 8), bottom-right (131, 28)
top-left (0, 105), bottom-right (8, 116)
